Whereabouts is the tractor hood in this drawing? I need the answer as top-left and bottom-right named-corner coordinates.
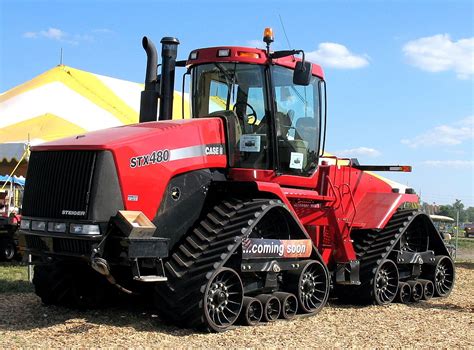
top-left (32, 118), bottom-right (225, 152)
top-left (31, 118), bottom-right (227, 220)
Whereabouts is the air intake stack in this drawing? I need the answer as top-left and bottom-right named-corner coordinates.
top-left (158, 37), bottom-right (180, 121)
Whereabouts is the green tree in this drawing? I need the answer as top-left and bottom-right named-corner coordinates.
top-left (438, 204), bottom-right (455, 218)
top-left (466, 207), bottom-right (474, 223)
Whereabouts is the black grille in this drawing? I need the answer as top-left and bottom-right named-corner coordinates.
top-left (25, 235), bottom-right (50, 251)
top-left (22, 151), bottom-right (96, 219)
top-left (53, 238), bottom-right (92, 255)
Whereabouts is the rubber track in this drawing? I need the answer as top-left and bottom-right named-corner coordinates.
top-left (154, 198), bottom-right (283, 330)
top-left (350, 209), bottom-right (417, 302)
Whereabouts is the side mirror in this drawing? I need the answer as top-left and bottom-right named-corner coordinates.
top-left (293, 61), bottom-right (312, 86)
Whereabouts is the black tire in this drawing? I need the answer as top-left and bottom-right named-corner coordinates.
top-left (1, 239), bottom-right (16, 261)
top-left (407, 280), bottom-right (423, 302)
top-left (256, 294), bottom-right (281, 322)
top-left (427, 255), bottom-right (455, 297)
top-left (237, 297), bottom-right (262, 326)
top-left (286, 260), bottom-right (329, 314)
top-left (203, 267), bottom-right (244, 331)
top-left (395, 282), bottom-right (411, 304)
top-left (418, 279), bottom-right (435, 300)
top-left (274, 292), bottom-right (298, 320)
top-left (372, 259), bottom-right (399, 305)
top-left (33, 263), bottom-right (109, 309)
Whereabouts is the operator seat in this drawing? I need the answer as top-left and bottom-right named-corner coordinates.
top-left (206, 110), bottom-right (242, 165)
top-left (295, 117), bottom-right (318, 151)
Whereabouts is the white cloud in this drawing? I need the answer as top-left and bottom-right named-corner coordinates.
top-left (306, 43), bottom-right (369, 69)
top-left (23, 27), bottom-right (76, 44)
top-left (42, 28), bottom-right (66, 40)
top-left (422, 160), bottom-right (474, 169)
top-left (336, 147), bottom-right (381, 158)
top-left (22, 27), bottom-right (103, 45)
top-left (401, 116), bottom-right (474, 148)
top-left (23, 32), bottom-right (38, 39)
top-left (403, 34), bottom-right (474, 79)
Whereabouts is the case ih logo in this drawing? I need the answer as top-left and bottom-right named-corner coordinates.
top-left (204, 145), bottom-right (224, 155)
top-left (62, 210), bottom-right (86, 216)
top-left (242, 238), bottom-right (312, 259)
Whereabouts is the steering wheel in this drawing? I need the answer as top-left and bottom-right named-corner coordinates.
top-left (232, 102), bottom-right (258, 125)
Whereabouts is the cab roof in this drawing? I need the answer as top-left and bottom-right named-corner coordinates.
top-left (186, 46), bottom-right (324, 79)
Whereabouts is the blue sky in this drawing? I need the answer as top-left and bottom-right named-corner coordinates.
top-left (1, 0), bottom-right (473, 206)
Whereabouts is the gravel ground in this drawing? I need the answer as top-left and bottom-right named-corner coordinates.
top-left (0, 265), bottom-right (472, 348)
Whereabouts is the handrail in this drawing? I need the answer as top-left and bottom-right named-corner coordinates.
top-left (340, 183), bottom-right (357, 232)
top-left (325, 175), bottom-right (341, 209)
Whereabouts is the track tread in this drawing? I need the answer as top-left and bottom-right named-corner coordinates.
top-left (154, 198), bottom-right (282, 329)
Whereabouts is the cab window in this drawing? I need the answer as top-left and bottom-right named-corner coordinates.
top-left (192, 63), bottom-right (271, 169)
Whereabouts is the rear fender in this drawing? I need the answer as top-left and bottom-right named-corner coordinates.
top-left (353, 192), bottom-right (419, 229)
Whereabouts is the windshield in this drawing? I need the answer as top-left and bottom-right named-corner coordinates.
top-left (272, 65), bottom-right (321, 175)
top-left (191, 63), bottom-right (271, 169)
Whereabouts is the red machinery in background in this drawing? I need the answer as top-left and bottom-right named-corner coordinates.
top-left (18, 29), bottom-right (454, 332)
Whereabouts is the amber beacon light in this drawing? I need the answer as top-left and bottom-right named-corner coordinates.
top-left (263, 27), bottom-right (274, 45)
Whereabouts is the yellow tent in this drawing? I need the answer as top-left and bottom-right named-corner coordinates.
top-left (0, 65), bottom-right (190, 175)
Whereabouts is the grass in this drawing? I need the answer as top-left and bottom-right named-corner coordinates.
top-left (0, 262), bottom-right (33, 293)
top-left (453, 237), bottom-right (474, 249)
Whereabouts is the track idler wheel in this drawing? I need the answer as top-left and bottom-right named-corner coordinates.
top-left (407, 280), bottom-right (423, 302)
top-left (203, 267), bottom-right (244, 332)
top-left (273, 292), bottom-right (298, 320)
top-left (237, 297), bottom-right (263, 326)
top-left (373, 259), bottom-right (399, 305)
top-left (256, 294), bottom-right (281, 322)
top-left (396, 282), bottom-right (411, 304)
top-left (287, 260), bottom-right (329, 314)
top-left (427, 255), bottom-right (455, 297)
top-left (418, 279), bottom-right (434, 300)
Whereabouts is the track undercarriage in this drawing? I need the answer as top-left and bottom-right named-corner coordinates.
top-left (336, 209), bottom-right (455, 305)
top-left (30, 205), bottom-right (454, 333)
top-left (154, 198), bottom-right (330, 331)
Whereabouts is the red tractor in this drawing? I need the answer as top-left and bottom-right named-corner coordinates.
top-left (18, 29), bottom-right (454, 332)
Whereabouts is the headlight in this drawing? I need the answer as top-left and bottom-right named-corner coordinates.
top-left (31, 221), bottom-right (46, 231)
top-left (70, 224), bottom-right (100, 235)
top-left (48, 222), bottom-right (67, 233)
top-left (20, 219), bottom-right (30, 230)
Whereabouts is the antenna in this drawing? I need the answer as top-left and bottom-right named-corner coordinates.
top-left (60, 48), bottom-right (63, 65)
top-left (278, 14), bottom-right (292, 49)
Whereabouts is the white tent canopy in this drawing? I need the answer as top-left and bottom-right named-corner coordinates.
top-left (0, 65), bottom-right (190, 175)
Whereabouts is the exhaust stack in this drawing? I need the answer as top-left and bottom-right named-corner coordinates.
top-left (159, 37), bottom-right (180, 121)
top-left (139, 37), bottom-right (159, 123)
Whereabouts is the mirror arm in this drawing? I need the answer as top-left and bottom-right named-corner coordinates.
top-left (271, 49), bottom-right (305, 60)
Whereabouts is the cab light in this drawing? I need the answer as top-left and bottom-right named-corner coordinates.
top-left (189, 51), bottom-right (198, 60)
top-left (70, 224), bottom-right (100, 235)
top-left (20, 219), bottom-right (30, 230)
top-left (48, 222), bottom-right (67, 233)
top-left (389, 166), bottom-right (412, 172)
top-left (263, 27), bottom-right (274, 44)
top-left (238, 51), bottom-right (260, 59)
top-left (31, 221), bottom-right (46, 231)
top-left (217, 49), bottom-right (230, 57)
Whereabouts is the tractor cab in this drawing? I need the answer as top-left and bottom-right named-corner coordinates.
top-left (185, 32), bottom-right (326, 179)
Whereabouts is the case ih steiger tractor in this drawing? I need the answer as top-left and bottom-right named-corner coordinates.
top-left (18, 29), bottom-right (454, 332)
